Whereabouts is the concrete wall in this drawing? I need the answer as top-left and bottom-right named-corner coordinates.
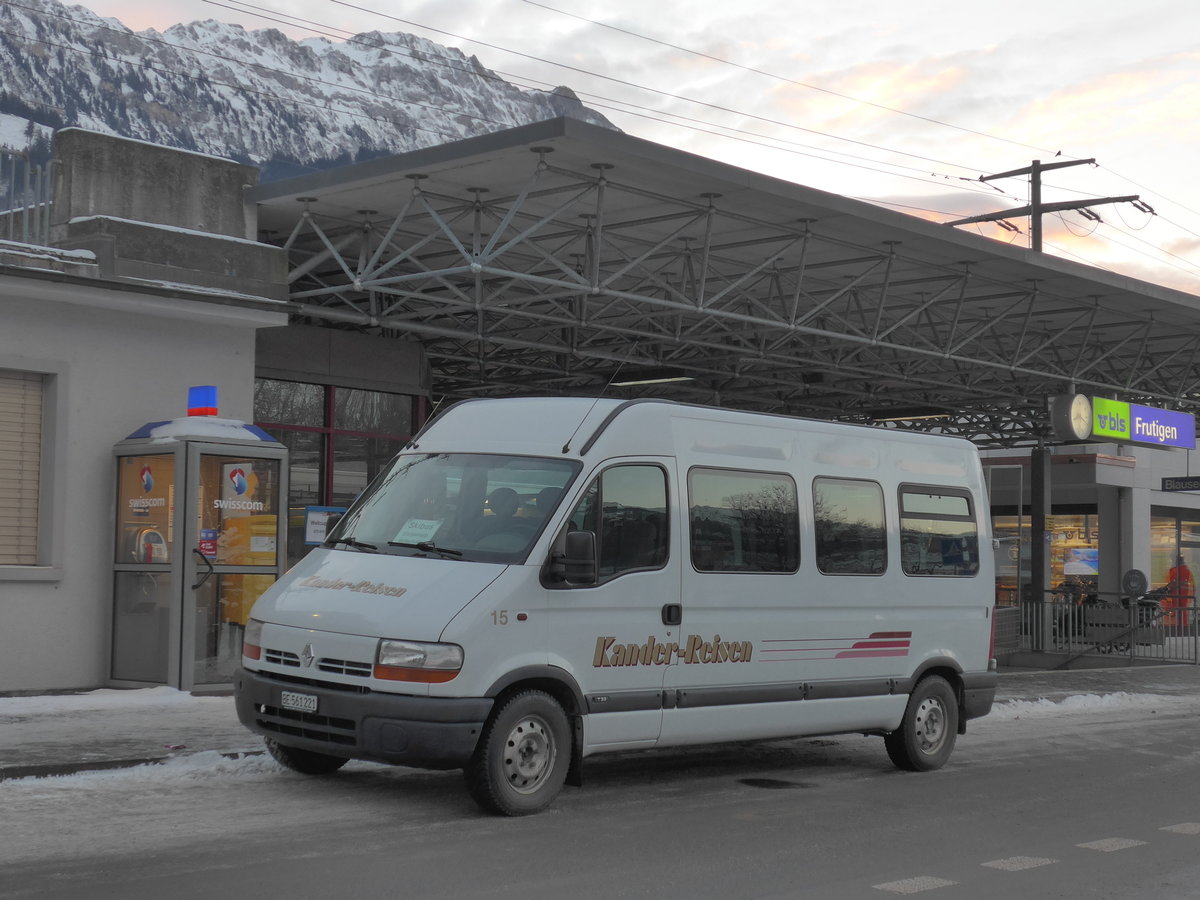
top-left (256, 324), bottom-right (430, 397)
top-left (0, 273), bottom-right (284, 692)
top-left (52, 129), bottom-right (257, 237)
top-left (49, 130), bottom-right (287, 300)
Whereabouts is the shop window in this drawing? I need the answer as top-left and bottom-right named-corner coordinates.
top-left (253, 378), bottom-right (416, 567)
top-left (1050, 512), bottom-right (1100, 592)
top-left (900, 487), bottom-right (979, 577)
top-left (990, 508), bottom-right (1099, 602)
top-left (253, 380), bottom-right (323, 427)
top-left (1150, 511), bottom-right (1200, 628)
top-left (334, 388), bottom-right (411, 434)
top-left (688, 468), bottom-right (799, 573)
top-left (813, 477), bottom-right (886, 575)
top-left (332, 435), bottom-right (402, 507)
top-left (0, 371), bottom-right (44, 566)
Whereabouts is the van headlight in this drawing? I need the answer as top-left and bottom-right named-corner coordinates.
top-left (375, 639), bottom-right (464, 683)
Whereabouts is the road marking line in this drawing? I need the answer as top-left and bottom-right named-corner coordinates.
top-left (982, 856), bottom-right (1057, 871)
top-left (873, 876), bottom-right (957, 893)
top-left (1077, 838), bottom-right (1148, 852)
top-left (1161, 823), bottom-right (1200, 835)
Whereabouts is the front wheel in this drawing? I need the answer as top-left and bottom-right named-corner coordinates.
top-left (265, 738), bottom-right (349, 775)
top-left (464, 690), bottom-right (571, 816)
top-left (884, 675), bottom-right (958, 771)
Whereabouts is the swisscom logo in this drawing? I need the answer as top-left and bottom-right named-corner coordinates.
top-left (228, 467), bottom-right (248, 495)
top-left (140, 465), bottom-right (153, 493)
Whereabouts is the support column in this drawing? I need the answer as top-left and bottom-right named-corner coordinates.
top-left (1097, 486), bottom-right (1121, 600)
top-left (1119, 484), bottom-right (1152, 584)
top-left (1030, 444), bottom-right (1052, 650)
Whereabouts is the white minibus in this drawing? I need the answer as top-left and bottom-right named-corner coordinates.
top-left (235, 398), bottom-right (997, 815)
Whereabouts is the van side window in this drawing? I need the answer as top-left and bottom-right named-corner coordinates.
top-left (688, 468), bottom-right (799, 573)
top-left (567, 464), bottom-right (668, 581)
top-left (900, 487), bottom-right (979, 576)
top-left (813, 477), bottom-right (886, 575)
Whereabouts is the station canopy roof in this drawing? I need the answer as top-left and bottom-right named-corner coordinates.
top-left (249, 117), bottom-right (1200, 447)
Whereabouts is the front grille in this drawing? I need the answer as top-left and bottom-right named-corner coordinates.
top-left (318, 657), bottom-right (372, 677)
top-left (262, 648), bottom-right (372, 678)
top-left (258, 706), bottom-right (357, 746)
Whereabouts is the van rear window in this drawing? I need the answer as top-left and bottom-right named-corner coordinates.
top-left (688, 468), bottom-right (799, 573)
top-left (900, 486), bottom-right (979, 577)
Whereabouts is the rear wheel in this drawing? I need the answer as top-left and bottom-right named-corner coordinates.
top-left (265, 738), bottom-right (349, 775)
top-left (884, 675), bottom-right (958, 771)
top-left (464, 690), bottom-right (571, 816)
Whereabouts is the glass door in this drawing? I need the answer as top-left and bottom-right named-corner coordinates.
top-left (184, 446), bottom-right (286, 690)
top-left (112, 452), bottom-right (179, 684)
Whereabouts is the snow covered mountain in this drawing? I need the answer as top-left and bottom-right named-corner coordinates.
top-left (0, 0), bottom-right (615, 178)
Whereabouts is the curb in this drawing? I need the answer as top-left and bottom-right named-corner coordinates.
top-left (0, 748), bottom-right (265, 783)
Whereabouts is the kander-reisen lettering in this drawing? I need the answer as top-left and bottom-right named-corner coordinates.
top-left (298, 575), bottom-right (407, 597)
top-left (593, 634), bottom-right (753, 667)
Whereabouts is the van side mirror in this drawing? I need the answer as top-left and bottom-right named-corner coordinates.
top-left (562, 530), bottom-right (598, 585)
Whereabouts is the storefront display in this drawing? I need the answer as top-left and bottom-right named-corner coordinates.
top-left (993, 511), bottom-right (1100, 603)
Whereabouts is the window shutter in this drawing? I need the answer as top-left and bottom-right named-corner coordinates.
top-left (0, 371), bottom-right (43, 565)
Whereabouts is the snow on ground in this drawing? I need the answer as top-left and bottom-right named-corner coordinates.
top-left (3, 686), bottom-right (1197, 796)
top-left (1, 685), bottom-right (215, 714)
top-left (988, 691), bottom-right (1200, 720)
top-left (4, 750), bottom-right (284, 792)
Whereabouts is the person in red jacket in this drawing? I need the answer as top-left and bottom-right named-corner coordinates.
top-left (1165, 557), bottom-right (1195, 631)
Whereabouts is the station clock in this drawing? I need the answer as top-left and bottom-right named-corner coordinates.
top-left (1051, 393), bottom-right (1093, 441)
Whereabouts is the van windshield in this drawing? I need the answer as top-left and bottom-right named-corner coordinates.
top-left (326, 453), bottom-right (580, 564)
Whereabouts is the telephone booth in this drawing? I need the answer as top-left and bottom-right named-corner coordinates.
top-left (111, 387), bottom-right (287, 692)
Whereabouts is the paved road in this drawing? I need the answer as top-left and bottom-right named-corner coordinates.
top-left (4, 688), bottom-right (1200, 898)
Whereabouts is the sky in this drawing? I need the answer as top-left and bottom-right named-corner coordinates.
top-left (63, 0), bottom-right (1200, 294)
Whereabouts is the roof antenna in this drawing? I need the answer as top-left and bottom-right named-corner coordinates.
top-left (406, 395), bottom-right (447, 449)
top-left (561, 359), bottom-right (627, 454)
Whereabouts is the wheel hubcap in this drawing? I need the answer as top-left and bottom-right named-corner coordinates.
top-left (914, 697), bottom-right (946, 754)
top-left (502, 714), bottom-right (556, 794)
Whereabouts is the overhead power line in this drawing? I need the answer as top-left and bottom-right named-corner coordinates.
top-left (518, 0), bottom-right (1065, 158)
top-left (945, 159), bottom-right (1143, 252)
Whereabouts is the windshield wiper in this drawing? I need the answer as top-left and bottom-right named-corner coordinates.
top-left (328, 537), bottom-right (379, 552)
top-left (388, 540), bottom-right (463, 558)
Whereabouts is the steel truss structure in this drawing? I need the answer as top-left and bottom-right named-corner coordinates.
top-left (250, 119), bottom-right (1200, 447)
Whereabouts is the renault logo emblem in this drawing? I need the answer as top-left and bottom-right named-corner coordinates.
top-left (300, 643), bottom-right (315, 668)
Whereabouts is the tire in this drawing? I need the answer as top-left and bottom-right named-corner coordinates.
top-left (265, 738), bottom-right (349, 775)
top-left (464, 690), bottom-right (571, 816)
top-left (884, 675), bottom-right (958, 772)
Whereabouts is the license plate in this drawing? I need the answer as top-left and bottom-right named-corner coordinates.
top-left (280, 690), bottom-right (318, 714)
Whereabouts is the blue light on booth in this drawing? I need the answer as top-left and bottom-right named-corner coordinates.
top-left (187, 385), bottom-right (219, 417)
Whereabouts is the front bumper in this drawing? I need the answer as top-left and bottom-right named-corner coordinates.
top-left (234, 667), bottom-right (493, 770)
